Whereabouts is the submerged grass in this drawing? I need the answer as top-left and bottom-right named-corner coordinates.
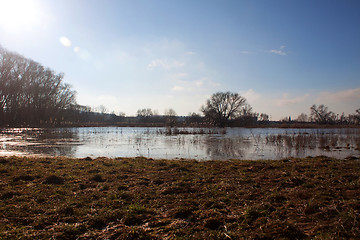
top-left (0, 155), bottom-right (359, 239)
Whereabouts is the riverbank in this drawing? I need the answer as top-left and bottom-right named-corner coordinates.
top-left (0, 156), bottom-right (359, 239)
top-left (2, 121), bottom-right (360, 129)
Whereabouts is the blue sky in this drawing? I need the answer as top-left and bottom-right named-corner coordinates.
top-left (0, 0), bottom-right (359, 120)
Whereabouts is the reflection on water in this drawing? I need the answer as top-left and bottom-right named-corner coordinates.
top-left (0, 127), bottom-right (359, 160)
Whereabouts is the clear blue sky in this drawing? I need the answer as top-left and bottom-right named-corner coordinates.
top-left (1, 0), bottom-right (359, 120)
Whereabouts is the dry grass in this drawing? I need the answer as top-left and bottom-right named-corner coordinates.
top-left (0, 156), bottom-right (359, 239)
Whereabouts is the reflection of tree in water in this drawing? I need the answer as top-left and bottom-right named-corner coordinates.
top-left (267, 134), bottom-right (319, 158)
top-left (204, 137), bottom-right (251, 159)
top-left (3, 128), bottom-right (80, 157)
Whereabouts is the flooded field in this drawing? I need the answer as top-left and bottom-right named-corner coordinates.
top-left (0, 127), bottom-right (359, 160)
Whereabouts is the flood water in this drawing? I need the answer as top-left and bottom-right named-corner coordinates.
top-left (0, 127), bottom-right (359, 160)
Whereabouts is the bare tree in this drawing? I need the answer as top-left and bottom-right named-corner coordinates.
top-left (97, 105), bottom-right (107, 114)
top-left (259, 113), bottom-right (269, 122)
top-left (201, 92), bottom-right (248, 127)
top-left (310, 104), bottom-right (336, 124)
top-left (164, 108), bottom-right (177, 127)
top-left (187, 112), bottom-right (203, 125)
top-left (349, 108), bottom-right (360, 125)
top-left (0, 45), bottom-right (77, 126)
top-left (295, 113), bottom-right (308, 122)
top-left (137, 108), bottom-right (153, 118)
top-left (137, 108), bottom-right (154, 123)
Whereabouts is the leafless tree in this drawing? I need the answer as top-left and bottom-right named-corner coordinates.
top-left (137, 108), bottom-right (153, 118)
top-left (0, 45), bottom-right (77, 126)
top-left (259, 113), bottom-right (269, 122)
top-left (201, 92), bottom-right (249, 127)
top-left (295, 113), bottom-right (309, 122)
top-left (349, 108), bottom-right (360, 125)
top-left (97, 105), bottom-right (108, 114)
top-left (310, 104), bottom-right (336, 124)
top-left (164, 108), bottom-right (177, 126)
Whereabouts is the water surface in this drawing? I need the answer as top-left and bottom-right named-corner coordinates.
top-left (1, 127), bottom-right (359, 160)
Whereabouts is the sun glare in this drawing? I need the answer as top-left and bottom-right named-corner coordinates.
top-left (0, 0), bottom-right (43, 30)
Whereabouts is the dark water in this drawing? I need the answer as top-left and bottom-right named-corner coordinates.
top-left (0, 127), bottom-right (359, 160)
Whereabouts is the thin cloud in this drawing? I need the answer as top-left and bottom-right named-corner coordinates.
top-left (185, 51), bottom-right (195, 55)
top-left (170, 72), bottom-right (188, 80)
top-left (268, 49), bottom-right (286, 56)
top-left (317, 88), bottom-right (360, 103)
top-left (240, 50), bottom-right (251, 54)
top-left (266, 45), bottom-right (287, 56)
top-left (195, 80), bottom-right (203, 87)
top-left (147, 59), bottom-right (185, 70)
top-left (171, 86), bottom-right (185, 92)
top-left (277, 93), bottom-right (309, 106)
top-left (241, 89), bottom-right (261, 102)
top-left (171, 77), bottom-right (219, 93)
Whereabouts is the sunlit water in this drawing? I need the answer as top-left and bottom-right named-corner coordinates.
top-left (0, 127), bottom-right (359, 160)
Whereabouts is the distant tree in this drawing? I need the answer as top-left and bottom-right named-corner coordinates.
top-left (153, 109), bottom-right (159, 116)
top-left (337, 112), bottom-right (348, 124)
top-left (240, 104), bottom-right (255, 117)
top-left (295, 113), bottom-right (309, 122)
top-left (187, 112), bottom-right (203, 124)
top-left (137, 108), bottom-right (154, 122)
top-left (201, 92), bottom-right (249, 127)
top-left (164, 108), bottom-right (176, 117)
top-left (98, 105), bottom-right (107, 114)
top-left (137, 108), bottom-right (153, 118)
top-left (349, 108), bottom-right (360, 125)
top-left (164, 108), bottom-right (177, 127)
top-left (259, 113), bottom-right (269, 122)
top-left (280, 116), bottom-right (292, 122)
top-left (310, 104), bottom-right (336, 124)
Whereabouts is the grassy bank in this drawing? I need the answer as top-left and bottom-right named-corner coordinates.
top-left (0, 156), bottom-right (359, 239)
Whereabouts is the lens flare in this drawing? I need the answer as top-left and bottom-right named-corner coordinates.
top-left (0, 0), bottom-right (43, 31)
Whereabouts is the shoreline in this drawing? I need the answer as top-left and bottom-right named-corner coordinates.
top-left (1, 122), bottom-right (360, 129)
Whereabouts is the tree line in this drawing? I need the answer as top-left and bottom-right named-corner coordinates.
top-left (1, 46), bottom-right (359, 127)
top-left (0, 46), bottom-right (76, 126)
top-left (291, 104), bottom-right (360, 125)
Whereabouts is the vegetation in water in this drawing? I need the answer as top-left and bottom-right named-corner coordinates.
top-left (0, 155), bottom-right (359, 239)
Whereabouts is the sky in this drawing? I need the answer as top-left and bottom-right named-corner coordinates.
top-left (0, 0), bottom-right (359, 120)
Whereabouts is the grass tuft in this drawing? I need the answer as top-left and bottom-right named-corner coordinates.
top-left (43, 175), bottom-right (65, 184)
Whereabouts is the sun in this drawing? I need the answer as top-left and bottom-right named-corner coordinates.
top-left (0, 0), bottom-right (42, 31)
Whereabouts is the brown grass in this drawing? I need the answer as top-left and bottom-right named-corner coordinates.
top-left (0, 156), bottom-right (359, 239)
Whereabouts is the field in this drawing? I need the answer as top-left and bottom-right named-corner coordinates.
top-left (0, 156), bottom-right (359, 239)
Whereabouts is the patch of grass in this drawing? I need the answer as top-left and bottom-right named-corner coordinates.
top-left (0, 156), bottom-right (359, 239)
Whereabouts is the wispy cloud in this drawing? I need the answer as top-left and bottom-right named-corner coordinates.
top-left (266, 45), bottom-right (287, 56)
top-left (317, 88), bottom-right (360, 103)
top-left (171, 77), bottom-right (220, 93)
top-left (241, 89), bottom-right (261, 102)
top-left (147, 59), bottom-right (185, 70)
top-left (277, 93), bottom-right (309, 106)
top-left (240, 50), bottom-right (251, 54)
top-left (171, 86), bottom-right (185, 92)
